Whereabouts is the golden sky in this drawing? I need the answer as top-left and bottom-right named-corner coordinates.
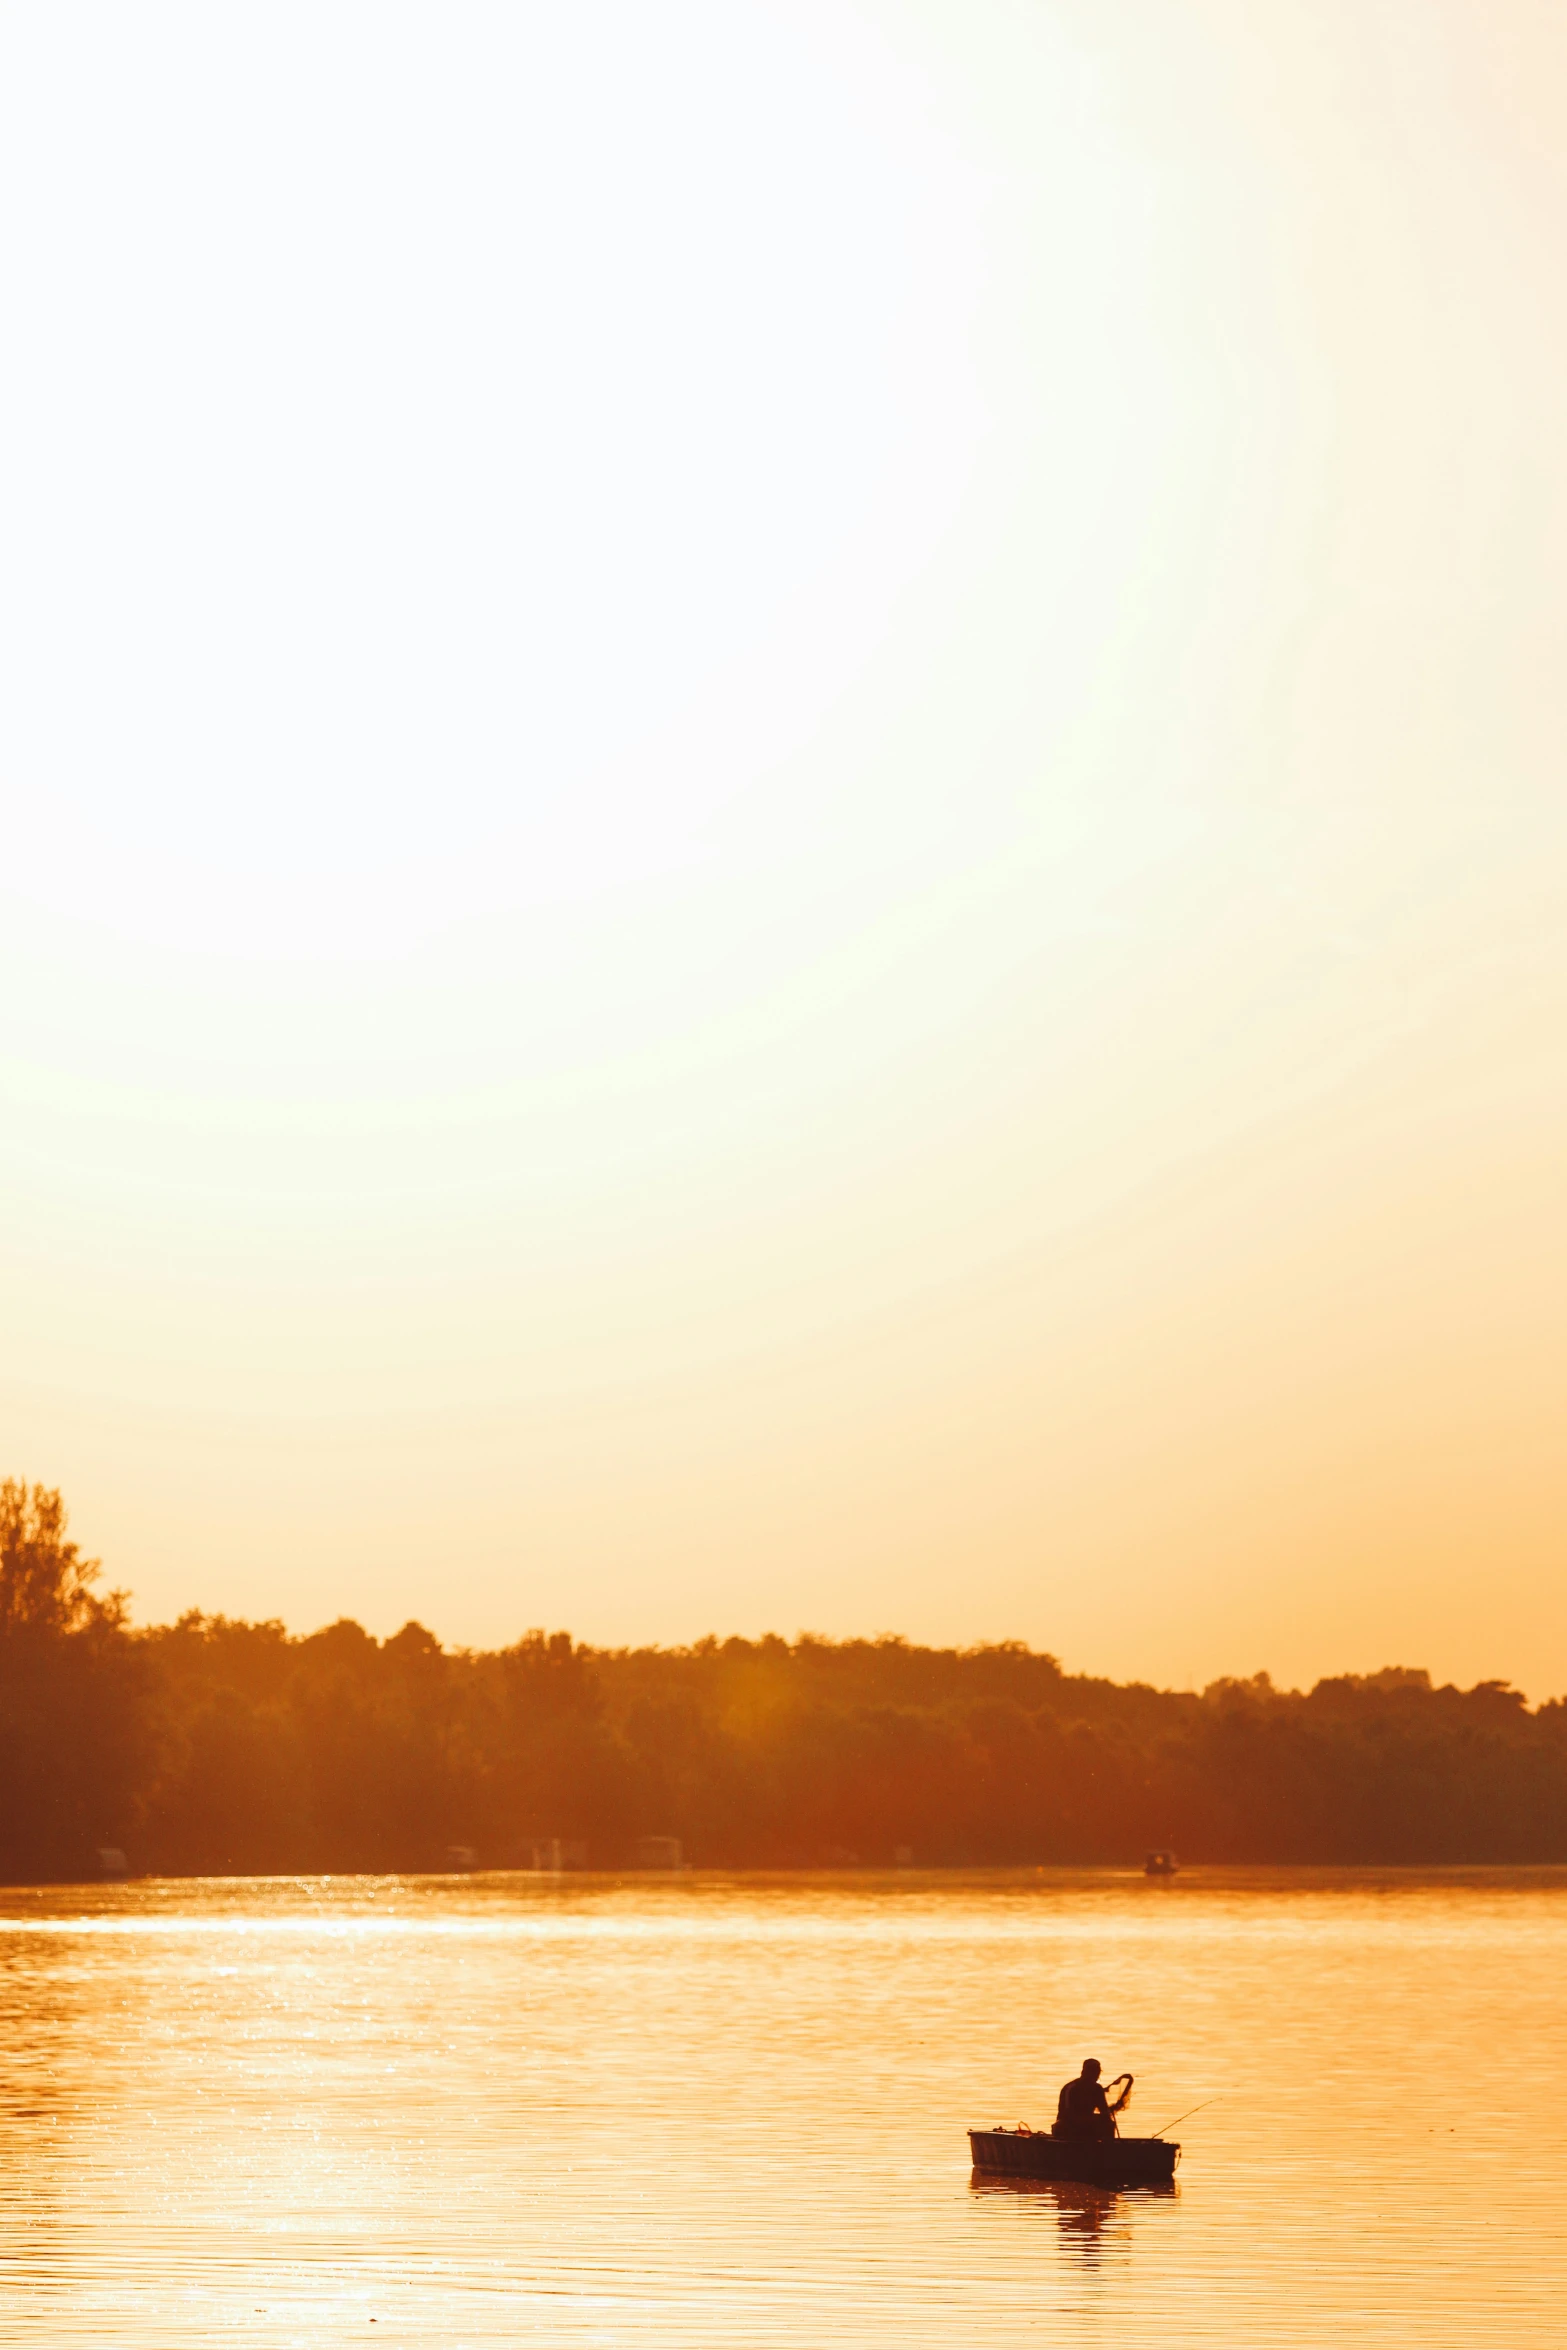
top-left (3, 0), bottom-right (1564, 1693)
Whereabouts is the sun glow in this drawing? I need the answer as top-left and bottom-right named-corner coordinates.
top-left (3, 0), bottom-right (1565, 1693)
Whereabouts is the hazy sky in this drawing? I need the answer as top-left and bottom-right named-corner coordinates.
top-left (4, 0), bottom-right (1564, 1693)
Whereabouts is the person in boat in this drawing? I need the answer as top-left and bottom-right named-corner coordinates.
top-left (1053, 2058), bottom-right (1133, 2141)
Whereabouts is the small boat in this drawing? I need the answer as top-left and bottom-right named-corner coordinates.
top-left (968, 2127), bottom-right (1179, 2186)
top-left (1144, 1849), bottom-right (1178, 1876)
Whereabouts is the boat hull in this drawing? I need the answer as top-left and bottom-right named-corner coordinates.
top-left (968, 2130), bottom-right (1179, 2185)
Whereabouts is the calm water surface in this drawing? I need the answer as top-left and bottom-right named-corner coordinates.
top-left (0, 1869), bottom-right (1560, 2345)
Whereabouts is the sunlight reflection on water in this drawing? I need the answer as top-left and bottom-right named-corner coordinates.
top-left (0, 1870), bottom-right (1561, 2345)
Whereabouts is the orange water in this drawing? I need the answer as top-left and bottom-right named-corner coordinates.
top-left (0, 1869), bottom-right (1560, 2345)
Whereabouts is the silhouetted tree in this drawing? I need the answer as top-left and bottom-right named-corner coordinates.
top-left (0, 1483), bottom-right (148, 1879)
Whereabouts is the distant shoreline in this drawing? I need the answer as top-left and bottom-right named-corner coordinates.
top-left (6, 1480), bottom-right (1565, 1881)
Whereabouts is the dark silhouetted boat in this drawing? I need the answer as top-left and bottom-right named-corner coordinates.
top-left (967, 2127), bottom-right (1179, 2186)
top-left (1144, 1849), bottom-right (1178, 1875)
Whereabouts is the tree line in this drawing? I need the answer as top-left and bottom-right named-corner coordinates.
top-left (3, 1479), bottom-right (1566, 1880)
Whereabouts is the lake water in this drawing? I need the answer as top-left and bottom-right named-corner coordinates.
top-left (0, 1869), bottom-right (1560, 2346)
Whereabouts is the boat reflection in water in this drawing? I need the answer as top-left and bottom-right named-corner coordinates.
top-left (970, 2171), bottom-right (1178, 2212)
top-left (969, 2169), bottom-right (1179, 2261)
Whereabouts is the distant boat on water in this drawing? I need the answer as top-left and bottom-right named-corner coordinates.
top-left (1144, 1849), bottom-right (1178, 1876)
top-left (968, 2127), bottom-right (1179, 2186)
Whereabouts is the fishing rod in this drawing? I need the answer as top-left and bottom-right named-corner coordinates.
top-left (1150, 2096), bottom-right (1218, 2139)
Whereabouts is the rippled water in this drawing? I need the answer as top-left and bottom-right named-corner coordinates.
top-left (0, 1869), bottom-right (1561, 2344)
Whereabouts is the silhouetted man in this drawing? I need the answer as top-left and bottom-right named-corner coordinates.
top-left (1053, 2057), bottom-right (1133, 2141)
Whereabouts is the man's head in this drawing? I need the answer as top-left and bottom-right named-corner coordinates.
top-left (1081, 2058), bottom-right (1101, 2081)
